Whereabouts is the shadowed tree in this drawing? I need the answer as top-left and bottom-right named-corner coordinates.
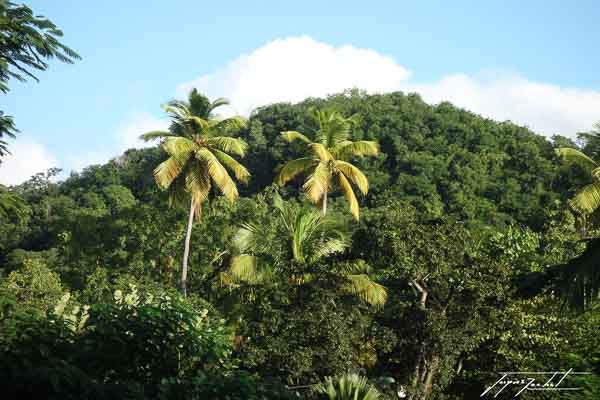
top-left (222, 195), bottom-right (387, 307)
top-left (556, 147), bottom-right (600, 217)
top-left (141, 89), bottom-right (250, 295)
top-left (554, 146), bottom-right (600, 309)
top-left (276, 108), bottom-right (379, 220)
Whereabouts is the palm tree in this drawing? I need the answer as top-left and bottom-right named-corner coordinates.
top-left (221, 195), bottom-right (387, 307)
top-left (141, 89), bottom-right (250, 295)
top-left (314, 373), bottom-right (381, 400)
top-left (277, 109), bottom-right (379, 220)
top-left (556, 147), bottom-right (600, 217)
top-left (553, 147), bottom-right (600, 309)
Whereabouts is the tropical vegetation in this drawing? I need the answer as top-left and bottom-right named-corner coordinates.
top-left (1, 3), bottom-right (599, 399)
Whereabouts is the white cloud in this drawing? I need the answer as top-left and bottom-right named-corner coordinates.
top-left (178, 36), bottom-right (600, 138)
top-left (115, 112), bottom-right (169, 151)
top-left (0, 137), bottom-right (58, 186)
top-left (408, 73), bottom-right (600, 137)
top-left (177, 36), bottom-right (411, 115)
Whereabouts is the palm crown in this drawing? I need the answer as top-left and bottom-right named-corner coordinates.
top-left (277, 108), bottom-right (379, 220)
top-left (141, 90), bottom-right (250, 210)
top-left (222, 195), bottom-right (387, 307)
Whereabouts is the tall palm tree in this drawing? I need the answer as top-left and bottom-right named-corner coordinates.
top-left (277, 109), bottom-right (379, 220)
top-left (141, 90), bottom-right (250, 295)
top-left (221, 195), bottom-right (387, 307)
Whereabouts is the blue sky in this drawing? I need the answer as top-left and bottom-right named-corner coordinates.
top-left (2, 0), bottom-right (600, 184)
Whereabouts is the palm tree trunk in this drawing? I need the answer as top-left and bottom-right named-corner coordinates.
top-left (322, 191), bottom-right (327, 215)
top-left (181, 198), bottom-right (196, 296)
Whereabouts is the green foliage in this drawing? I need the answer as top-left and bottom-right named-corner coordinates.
top-left (0, 0), bottom-right (80, 157)
top-left (314, 373), bottom-right (380, 400)
top-left (0, 258), bottom-right (65, 312)
top-left (158, 372), bottom-right (295, 400)
top-left (2, 90), bottom-right (599, 399)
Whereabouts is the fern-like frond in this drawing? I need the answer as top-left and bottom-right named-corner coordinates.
top-left (335, 140), bottom-right (380, 160)
top-left (337, 173), bottom-right (360, 220)
top-left (309, 143), bottom-right (333, 161)
top-left (335, 160), bottom-right (369, 195)
top-left (209, 97), bottom-right (230, 113)
top-left (227, 255), bottom-right (260, 284)
top-left (196, 148), bottom-right (238, 201)
top-left (207, 136), bottom-right (248, 157)
top-left (344, 275), bottom-right (388, 307)
top-left (303, 161), bottom-right (331, 203)
top-left (315, 374), bottom-right (381, 400)
top-left (276, 157), bottom-right (317, 185)
top-left (211, 116), bottom-right (247, 134)
top-left (154, 152), bottom-right (192, 189)
top-left (556, 147), bottom-right (598, 172)
top-left (569, 182), bottom-right (600, 215)
top-left (311, 238), bottom-right (349, 262)
top-left (162, 137), bottom-right (197, 157)
top-left (185, 164), bottom-right (211, 210)
top-left (139, 130), bottom-right (174, 142)
top-left (281, 130), bottom-right (312, 144)
top-left (212, 149), bottom-right (250, 184)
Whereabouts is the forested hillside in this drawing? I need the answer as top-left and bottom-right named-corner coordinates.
top-left (1, 90), bottom-right (599, 399)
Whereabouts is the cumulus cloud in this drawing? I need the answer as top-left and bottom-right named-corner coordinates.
top-left (177, 36), bottom-right (411, 115)
top-left (178, 36), bottom-right (600, 138)
top-left (0, 137), bottom-right (58, 186)
top-left (408, 73), bottom-right (600, 137)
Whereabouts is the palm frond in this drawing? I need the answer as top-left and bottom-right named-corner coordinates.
top-left (556, 147), bottom-right (598, 172)
top-left (281, 130), bottom-right (312, 144)
top-left (139, 130), bottom-right (174, 142)
top-left (207, 136), bottom-right (248, 157)
top-left (303, 161), bottom-right (331, 203)
top-left (309, 143), bottom-right (333, 161)
top-left (337, 173), bottom-right (360, 220)
top-left (185, 164), bottom-right (211, 211)
top-left (334, 140), bottom-right (380, 160)
top-left (211, 116), bottom-right (247, 134)
top-left (195, 148), bottom-right (238, 201)
top-left (226, 255), bottom-right (260, 284)
top-left (315, 374), bottom-right (381, 400)
top-left (209, 97), bottom-right (230, 113)
top-left (335, 160), bottom-right (369, 195)
top-left (569, 182), bottom-right (600, 215)
top-left (213, 149), bottom-right (250, 183)
top-left (310, 238), bottom-right (349, 262)
top-left (344, 274), bottom-right (388, 307)
top-left (276, 157), bottom-right (317, 185)
top-left (154, 152), bottom-right (192, 189)
top-left (162, 137), bottom-right (197, 157)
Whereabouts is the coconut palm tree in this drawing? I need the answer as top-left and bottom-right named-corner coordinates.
top-left (277, 109), bottom-right (379, 220)
top-left (141, 90), bottom-right (250, 295)
top-left (221, 195), bottom-right (387, 307)
top-left (556, 147), bottom-right (600, 217)
top-left (553, 146), bottom-right (600, 309)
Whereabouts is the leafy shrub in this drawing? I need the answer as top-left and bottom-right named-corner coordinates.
top-left (314, 373), bottom-right (380, 400)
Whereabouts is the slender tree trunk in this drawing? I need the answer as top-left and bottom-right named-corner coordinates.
top-left (181, 198), bottom-right (196, 296)
top-left (322, 191), bottom-right (327, 215)
top-left (419, 356), bottom-right (439, 400)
